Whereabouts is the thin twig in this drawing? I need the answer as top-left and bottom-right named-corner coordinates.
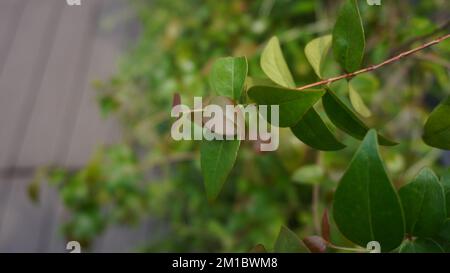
top-left (296, 33), bottom-right (450, 91)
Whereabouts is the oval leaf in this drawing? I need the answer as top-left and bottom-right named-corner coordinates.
top-left (423, 96), bottom-right (450, 150)
top-left (348, 81), bottom-right (372, 118)
top-left (210, 56), bottom-right (248, 100)
top-left (399, 168), bottom-right (446, 237)
top-left (305, 35), bottom-right (332, 79)
top-left (332, 0), bottom-right (365, 73)
top-left (333, 130), bottom-right (405, 252)
top-left (261, 37), bottom-right (296, 88)
top-left (274, 226), bottom-right (308, 253)
top-left (201, 139), bottom-right (240, 202)
top-left (290, 108), bottom-right (346, 151)
top-left (322, 89), bottom-right (397, 146)
top-left (248, 85), bottom-right (325, 127)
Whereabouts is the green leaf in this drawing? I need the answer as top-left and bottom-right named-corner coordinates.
top-left (304, 35), bottom-right (332, 79)
top-left (245, 76), bottom-right (277, 90)
top-left (348, 81), bottom-right (372, 118)
top-left (332, 0), bottom-right (365, 72)
top-left (274, 226), bottom-right (308, 253)
top-left (247, 85), bottom-right (324, 127)
top-left (399, 168), bottom-right (447, 237)
top-left (292, 164), bottom-right (324, 185)
top-left (261, 36), bottom-right (296, 88)
top-left (210, 56), bottom-right (248, 101)
top-left (333, 130), bottom-right (404, 252)
top-left (322, 89), bottom-right (397, 146)
top-left (423, 96), bottom-right (450, 150)
top-left (440, 170), bottom-right (450, 217)
top-left (438, 219), bottom-right (450, 241)
top-left (290, 108), bottom-right (346, 151)
top-left (200, 139), bottom-right (240, 201)
top-left (399, 238), bottom-right (446, 253)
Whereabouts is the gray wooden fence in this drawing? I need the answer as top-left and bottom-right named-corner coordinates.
top-left (0, 0), bottom-right (150, 252)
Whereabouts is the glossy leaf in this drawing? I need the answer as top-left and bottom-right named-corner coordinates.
top-left (290, 108), bottom-right (346, 151)
top-left (247, 85), bottom-right (324, 127)
top-left (201, 139), bottom-right (240, 202)
top-left (332, 0), bottom-right (365, 72)
top-left (304, 35), bottom-right (332, 78)
top-left (399, 168), bottom-right (447, 237)
top-left (245, 76), bottom-right (277, 90)
top-left (274, 226), bottom-right (308, 253)
top-left (210, 56), bottom-right (248, 100)
top-left (423, 96), bottom-right (450, 150)
top-left (399, 238), bottom-right (445, 253)
top-left (261, 36), bottom-right (296, 88)
top-left (348, 81), bottom-right (372, 118)
top-left (322, 89), bottom-right (397, 146)
top-left (333, 130), bottom-right (404, 252)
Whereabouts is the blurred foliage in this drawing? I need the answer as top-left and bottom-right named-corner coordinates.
top-left (37, 0), bottom-right (450, 252)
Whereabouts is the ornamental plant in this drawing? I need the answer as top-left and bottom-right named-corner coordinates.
top-left (195, 0), bottom-right (450, 252)
top-left (34, 0), bottom-right (450, 252)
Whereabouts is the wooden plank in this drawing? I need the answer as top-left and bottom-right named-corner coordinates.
top-left (0, 0), bottom-right (27, 76)
top-left (63, 0), bottom-right (126, 167)
top-left (45, 0), bottom-right (126, 252)
top-left (64, 0), bottom-right (144, 252)
top-left (0, 176), bottom-right (50, 252)
top-left (0, 0), bottom-right (27, 246)
top-left (38, 0), bottom-right (106, 253)
top-left (29, 1), bottom-right (105, 253)
top-left (93, 222), bottom-right (150, 253)
top-left (17, 1), bottom-right (97, 167)
top-left (0, 0), bottom-right (60, 168)
top-left (0, 0), bottom-right (62, 251)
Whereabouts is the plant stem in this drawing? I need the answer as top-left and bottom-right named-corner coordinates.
top-left (296, 33), bottom-right (450, 91)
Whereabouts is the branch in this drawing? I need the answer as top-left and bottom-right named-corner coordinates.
top-left (296, 33), bottom-right (450, 91)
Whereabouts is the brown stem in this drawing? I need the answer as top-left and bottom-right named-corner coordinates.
top-left (296, 33), bottom-right (450, 91)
